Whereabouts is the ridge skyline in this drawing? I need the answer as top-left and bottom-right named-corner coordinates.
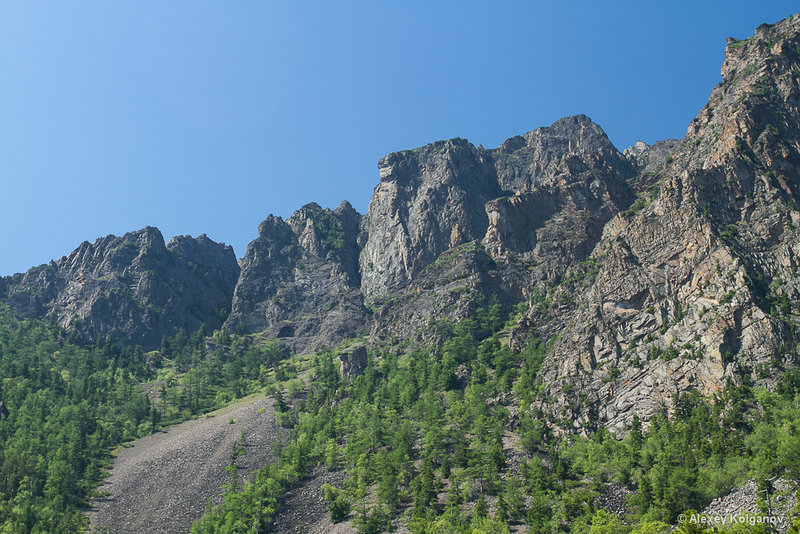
top-left (4, 114), bottom-right (639, 276)
top-left (2, 3), bottom-right (798, 276)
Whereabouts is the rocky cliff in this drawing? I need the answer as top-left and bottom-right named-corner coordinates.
top-left (224, 201), bottom-right (368, 353)
top-left (360, 116), bottom-right (636, 298)
top-left (2, 227), bottom-right (239, 349)
top-left (525, 15), bottom-right (800, 433)
top-left (358, 114), bottom-right (639, 348)
top-left (359, 138), bottom-right (502, 298)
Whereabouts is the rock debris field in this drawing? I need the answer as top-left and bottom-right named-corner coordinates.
top-left (87, 394), bottom-right (289, 533)
top-left (270, 466), bottom-right (355, 534)
top-left (700, 479), bottom-right (797, 534)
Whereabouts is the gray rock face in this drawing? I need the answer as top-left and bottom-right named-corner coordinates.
top-left (2, 227), bottom-right (239, 349)
top-left (492, 115), bottom-right (634, 194)
top-left (359, 117), bottom-right (636, 301)
top-left (218, 115), bottom-right (637, 355)
top-left (0, 114), bottom-right (645, 366)
top-left (225, 201), bottom-right (368, 353)
top-left (528, 14), bottom-right (800, 433)
top-left (358, 115), bottom-right (637, 345)
top-left (369, 241), bottom-right (506, 345)
top-left (338, 344), bottom-right (367, 380)
top-left (624, 139), bottom-right (680, 173)
top-left (359, 138), bottom-right (501, 298)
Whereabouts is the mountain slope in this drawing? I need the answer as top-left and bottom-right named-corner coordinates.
top-left (4, 12), bottom-right (800, 534)
top-left (2, 16), bottom-right (799, 438)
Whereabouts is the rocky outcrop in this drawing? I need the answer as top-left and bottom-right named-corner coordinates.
top-left (2, 228), bottom-right (239, 349)
top-left (358, 115), bottom-right (638, 342)
top-left (215, 115), bottom-right (639, 354)
top-left (359, 116), bottom-right (636, 299)
top-left (225, 201), bottom-right (368, 353)
top-left (624, 139), bottom-right (680, 173)
top-left (359, 138), bottom-right (502, 298)
top-left (491, 115), bottom-right (634, 194)
top-left (368, 241), bottom-right (506, 346)
top-left (338, 344), bottom-right (367, 380)
top-left (527, 14), bottom-right (800, 433)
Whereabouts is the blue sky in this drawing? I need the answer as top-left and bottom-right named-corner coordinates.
top-left (0, 2), bottom-right (797, 275)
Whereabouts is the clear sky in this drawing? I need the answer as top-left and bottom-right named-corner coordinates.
top-left (0, 2), bottom-right (797, 276)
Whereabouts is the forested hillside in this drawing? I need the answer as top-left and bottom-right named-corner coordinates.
top-left (0, 310), bottom-right (285, 532)
top-left (191, 303), bottom-right (800, 533)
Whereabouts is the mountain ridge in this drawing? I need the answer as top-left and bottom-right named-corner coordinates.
top-left (3, 14), bottom-right (800, 434)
